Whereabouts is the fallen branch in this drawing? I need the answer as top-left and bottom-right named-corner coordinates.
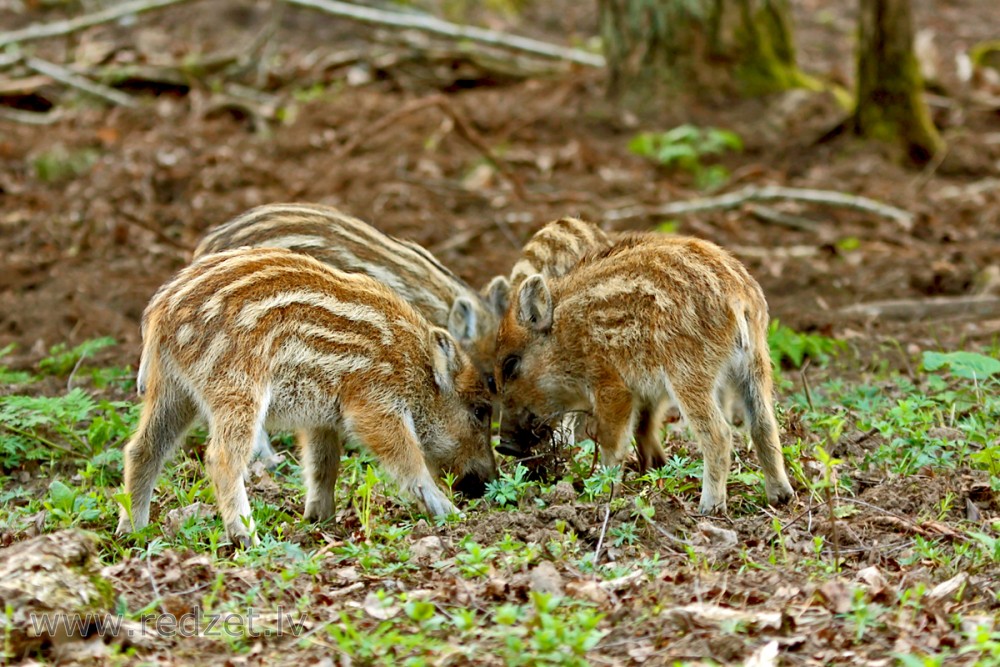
top-left (0, 52), bottom-right (23, 69)
top-left (603, 185), bottom-right (915, 231)
top-left (0, 107), bottom-right (63, 125)
top-left (377, 29), bottom-right (576, 80)
top-left (728, 245), bottom-right (819, 260)
top-left (747, 204), bottom-right (820, 231)
top-left (839, 295), bottom-right (1000, 321)
top-left (0, 74), bottom-right (53, 96)
top-left (286, 0), bottom-right (604, 67)
top-left (25, 57), bottom-right (138, 108)
top-left (0, 0), bottom-right (193, 50)
top-left (598, 569), bottom-right (644, 591)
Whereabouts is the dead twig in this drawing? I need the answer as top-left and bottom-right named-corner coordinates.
top-left (227, 0), bottom-right (286, 83)
top-left (0, 0), bottom-right (193, 50)
top-left (327, 581), bottom-right (364, 598)
top-left (747, 204), bottom-right (820, 232)
top-left (117, 209), bottom-right (193, 252)
top-left (144, 543), bottom-right (162, 601)
top-left (839, 295), bottom-right (1000, 321)
top-left (800, 359), bottom-right (814, 411)
top-left (592, 482), bottom-right (615, 574)
top-left (0, 73), bottom-right (51, 96)
top-left (335, 96), bottom-right (445, 159)
top-left (0, 107), bottom-right (63, 125)
top-left (826, 480), bottom-right (840, 572)
top-left (603, 185), bottom-right (915, 231)
top-left (841, 497), bottom-right (966, 540)
top-left (777, 501), bottom-right (815, 534)
top-left (24, 57), bottom-right (138, 108)
top-left (285, 0), bottom-right (605, 67)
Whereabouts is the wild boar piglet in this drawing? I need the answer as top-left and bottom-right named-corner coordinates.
top-left (195, 203), bottom-right (509, 464)
top-left (195, 203), bottom-right (510, 391)
top-left (117, 247), bottom-right (497, 546)
top-left (494, 233), bottom-right (794, 513)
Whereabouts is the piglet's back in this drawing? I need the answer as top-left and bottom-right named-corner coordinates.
top-left (556, 234), bottom-right (765, 316)
top-left (142, 248), bottom-right (430, 410)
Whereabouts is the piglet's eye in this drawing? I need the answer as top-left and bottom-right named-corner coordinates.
top-left (501, 355), bottom-right (520, 383)
top-left (486, 374), bottom-right (497, 394)
top-left (474, 404), bottom-right (491, 423)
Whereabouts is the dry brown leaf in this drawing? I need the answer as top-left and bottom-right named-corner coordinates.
top-left (744, 640), bottom-right (779, 667)
top-left (565, 580), bottom-right (609, 605)
top-left (663, 603), bottom-right (782, 631)
top-left (362, 592), bottom-right (400, 620)
top-left (927, 572), bottom-right (969, 603)
top-left (817, 580), bottom-right (853, 614)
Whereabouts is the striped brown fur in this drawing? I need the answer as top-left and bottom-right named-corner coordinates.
top-left (494, 233), bottom-right (795, 513)
top-left (195, 203), bottom-right (510, 387)
top-left (117, 247), bottom-right (497, 546)
top-left (508, 217), bottom-right (612, 289)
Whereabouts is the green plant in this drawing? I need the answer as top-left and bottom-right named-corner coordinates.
top-left (32, 145), bottom-right (100, 183)
top-left (610, 522), bottom-right (639, 547)
top-left (922, 350), bottom-right (1000, 380)
top-left (38, 337), bottom-right (116, 377)
top-left (44, 479), bottom-right (103, 528)
top-left (581, 464), bottom-right (620, 502)
top-left (0, 389), bottom-right (138, 467)
top-left (456, 539), bottom-right (498, 578)
top-left (768, 320), bottom-right (844, 369)
top-left (628, 125), bottom-right (743, 189)
top-left (355, 464), bottom-right (381, 539)
top-left (494, 592), bottom-right (605, 667)
top-left (485, 464), bottom-right (534, 508)
top-left (0, 344), bottom-right (36, 385)
top-left (844, 587), bottom-right (887, 643)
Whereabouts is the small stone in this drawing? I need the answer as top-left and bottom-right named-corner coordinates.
top-left (549, 481), bottom-right (577, 505)
top-left (333, 566), bottom-right (360, 582)
top-left (163, 502), bottom-right (216, 538)
top-left (927, 426), bottom-right (964, 442)
top-left (529, 561), bottom-right (563, 596)
top-left (928, 572), bottom-right (969, 603)
top-left (411, 536), bottom-right (445, 564)
top-left (697, 521), bottom-right (738, 550)
top-left (362, 592), bottom-right (399, 620)
top-left (485, 578), bottom-right (508, 599)
top-left (566, 579), bottom-right (609, 604)
top-left (856, 566), bottom-right (888, 596)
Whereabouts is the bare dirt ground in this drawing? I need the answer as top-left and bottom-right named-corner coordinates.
top-left (1, 0), bottom-right (1000, 665)
top-left (2, 0), bottom-right (998, 368)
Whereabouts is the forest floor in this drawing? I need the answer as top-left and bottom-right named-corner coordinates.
top-left (0, 0), bottom-right (999, 664)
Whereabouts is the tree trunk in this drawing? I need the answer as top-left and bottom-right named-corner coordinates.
top-left (853, 0), bottom-right (943, 163)
top-left (598, 0), bottom-right (814, 103)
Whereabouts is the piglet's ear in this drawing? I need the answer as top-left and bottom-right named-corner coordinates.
top-left (448, 297), bottom-right (478, 344)
top-left (429, 327), bottom-right (462, 392)
top-left (516, 274), bottom-right (553, 333)
top-left (482, 275), bottom-right (511, 317)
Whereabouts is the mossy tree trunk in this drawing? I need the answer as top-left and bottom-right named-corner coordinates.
top-left (853, 0), bottom-right (943, 163)
top-left (598, 0), bottom-right (813, 102)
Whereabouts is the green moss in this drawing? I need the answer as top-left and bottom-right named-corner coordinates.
top-left (970, 40), bottom-right (1000, 70)
top-left (854, 42), bottom-right (942, 163)
top-left (732, 0), bottom-right (821, 96)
